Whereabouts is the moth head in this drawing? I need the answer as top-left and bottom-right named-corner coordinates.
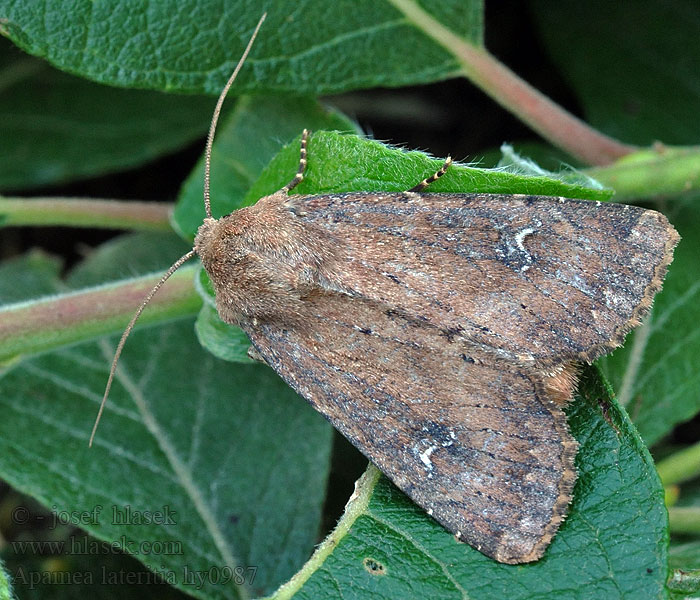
top-left (193, 210), bottom-right (264, 323)
top-left (194, 206), bottom-right (261, 257)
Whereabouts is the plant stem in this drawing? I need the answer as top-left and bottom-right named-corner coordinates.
top-left (668, 507), bottom-right (700, 535)
top-left (0, 197), bottom-right (172, 231)
top-left (0, 267), bottom-right (200, 363)
top-left (657, 442), bottom-right (700, 486)
top-left (386, 0), bottom-right (635, 166)
top-left (586, 145), bottom-right (700, 200)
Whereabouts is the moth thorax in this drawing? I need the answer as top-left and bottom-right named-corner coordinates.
top-left (193, 209), bottom-right (325, 325)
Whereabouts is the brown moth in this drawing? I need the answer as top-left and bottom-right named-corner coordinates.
top-left (91, 14), bottom-right (679, 564)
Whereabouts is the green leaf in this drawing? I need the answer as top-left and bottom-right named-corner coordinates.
top-left (0, 254), bottom-right (173, 599)
top-left (0, 1), bottom-right (481, 95)
top-left (193, 263), bottom-right (255, 364)
top-left (272, 366), bottom-right (669, 600)
top-left (599, 198), bottom-right (699, 446)
top-left (246, 130), bottom-right (612, 201)
top-left (0, 324), bottom-right (332, 598)
top-left (0, 234), bottom-right (333, 598)
top-left (196, 302), bottom-right (254, 364)
top-left (0, 39), bottom-right (216, 190)
top-left (530, 0), bottom-right (700, 145)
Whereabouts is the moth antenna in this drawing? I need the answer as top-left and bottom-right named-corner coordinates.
top-left (281, 129), bottom-right (309, 193)
top-left (408, 156), bottom-right (453, 192)
top-left (90, 13), bottom-right (267, 446)
top-left (203, 12), bottom-right (267, 218)
top-left (89, 249), bottom-right (196, 447)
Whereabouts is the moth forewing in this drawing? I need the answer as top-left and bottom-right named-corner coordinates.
top-left (207, 164), bottom-right (677, 563)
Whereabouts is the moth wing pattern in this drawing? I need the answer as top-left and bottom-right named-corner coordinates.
top-left (291, 192), bottom-right (678, 367)
top-left (198, 182), bottom-right (677, 563)
top-left (244, 292), bottom-right (578, 564)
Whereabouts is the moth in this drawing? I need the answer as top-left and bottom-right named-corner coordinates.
top-left (92, 14), bottom-right (679, 564)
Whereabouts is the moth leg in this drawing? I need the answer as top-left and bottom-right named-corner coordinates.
top-left (281, 129), bottom-right (309, 193)
top-left (408, 156), bottom-right (453, 192)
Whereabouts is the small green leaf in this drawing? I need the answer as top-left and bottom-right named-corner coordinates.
top-left (273, 366), bottom-right (669, 599)
top-left (196, 303), bottom-right (253, 364)
top-left (193, 265), bottom-right (254, 363)
top-left (247, 130), bottom-right (613, 201)
top-left (193, 264), bottom-right (253, 364)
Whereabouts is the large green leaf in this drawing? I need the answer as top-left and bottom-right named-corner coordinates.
top-left (0, 38), bottom-right (215, 190)
top-left (271, 367), bottom-right (668, 599)
top-left (0, 243), bottom-right (184, 598)
top-left (0, 323), bottom-right (332, 599)
top-left (0, 0), bottom-right (481, 95)
top-left (0, 234), bottom-right (333, 599)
